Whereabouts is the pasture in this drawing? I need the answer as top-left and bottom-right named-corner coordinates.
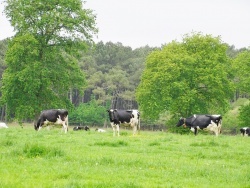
top-left (0, 124), bottom-right (249, 188)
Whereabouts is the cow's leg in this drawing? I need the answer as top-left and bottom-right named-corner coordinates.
top-left (131, 124), bottom-right (137, 136)
top-left (194, 127), bottom-right (198, 135)
top-left (131, 125), bottom-right (135, 135)
top-left (63, 117), bottom-right (69, 133)
top-left (65, 116), bottom-right (69, 132)
top-left (214, 128), bottom-right (219, 136)
top-left (218, 121), bottom-right (222, 134)
top-left (116, 124), bottom-right (120, 136)
top-left (190, 127), bottom-right (195, 134)
top-left (62, 122), bottom-right (67, 133)
top-left (210, 121), bottom-right (220, 136)
top-left (111, 122), bottom-right (116, 136)
top-left (215, 124), bottom-right (221, 136)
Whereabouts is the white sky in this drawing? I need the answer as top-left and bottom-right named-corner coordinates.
top-left (1, 0), bottom-right (250, 49)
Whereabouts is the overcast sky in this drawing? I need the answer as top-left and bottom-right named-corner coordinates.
top-left (1, 0), bottom-right (250, 49)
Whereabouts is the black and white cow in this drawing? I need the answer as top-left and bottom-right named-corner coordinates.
top-left (176, 114), bottom-right (222, 136)
top-left (240, 127), bottom-right (250, 136)
top-left (107, 109), bottom-right (140, 136)
top-left (73, 126), bottom-right (90, 131)
top-left (34, 109), bottom-right (69, 133)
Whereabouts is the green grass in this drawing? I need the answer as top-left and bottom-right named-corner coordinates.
top-left (0, 124), bottom-right (249, 188)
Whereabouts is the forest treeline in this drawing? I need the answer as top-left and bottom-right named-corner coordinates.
top-left (0, 38), bottom-right (249, 127)
top-left (0, 39), bottom-right (157, 122)
top-left (0, 0), bottom-right (249, 130)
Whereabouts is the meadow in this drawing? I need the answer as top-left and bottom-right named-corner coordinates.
top-left (0, 124), bottom-right (249, 188)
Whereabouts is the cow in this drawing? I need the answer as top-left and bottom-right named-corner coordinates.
top-left (240, 127), bottom-right (250, 136)
top-left (95, 128), bottom-right (106, 132)
top-left (0, 122), bottom-right (8, 129)
top-left (176, 114), bottom-right (222, 136)
top-left (73, 126), bottom-right (90, 131)
top-left (34, 109), bottom-right (69, 133)
top-left (107, 109), bottom-right (140, 136)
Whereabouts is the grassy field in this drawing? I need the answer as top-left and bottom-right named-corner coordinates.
top-left (0, 124), bottom-right (249, 188)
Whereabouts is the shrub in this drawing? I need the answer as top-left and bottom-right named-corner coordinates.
top-left (70, 98), bottom-right (107, 126)
top-left (238, 104), bottom-right (250, 127)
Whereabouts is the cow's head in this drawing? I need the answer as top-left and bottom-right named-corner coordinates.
top-left (34, 123), bottom-right (39, 131)
top-left (107, 109), bottom-right (116, 121)
top-left (176, 117), bottom-right (186, 127)
top-left (130, 110), bottom-right (140, 119)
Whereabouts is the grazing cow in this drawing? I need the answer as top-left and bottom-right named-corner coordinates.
top-left (34, 109), bottom-right (69, 133)
top-left (107, 109), bottom-right (140, 136)
top-left (73, 126), bottom-right (90, 131)
top-left (240, 127), bottom-right (250, 136)
top-left (176, 114), bottom-right (222, 136)
top-left (95, 128), bottom-right (106, 132)
top-left (0, 122), bottom-right (8, 128)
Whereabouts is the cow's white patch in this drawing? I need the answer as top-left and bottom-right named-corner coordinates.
top-left (130, 110), bottom-right (140, 135)
top-left (212, 115), bottom-right (221, 118)
top-left (190, 127), bottom-right (195, 132)
top-left (205, 121), bottom-right (220, 136)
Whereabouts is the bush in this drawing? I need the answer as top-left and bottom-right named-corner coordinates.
top-left (70, 98), bottom-right (107, 126)
top-left (238, 104), bottom-right (250, 127)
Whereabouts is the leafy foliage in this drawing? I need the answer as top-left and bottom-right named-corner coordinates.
top-left (232, 50), bottom-right (250, 94)
top-left (79, 42), bottom-right (155, 108)
top-left (238, 103), bottom-right (250, 127)
top-left (1, 0), bottom-right (97, 121)
top-left (70, 98), bottom-right (107, 125)
top-left (136, 33), bottom-right (235, 120)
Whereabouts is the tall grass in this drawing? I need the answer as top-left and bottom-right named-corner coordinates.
top-left (0, 125), bottom-right (249, 188)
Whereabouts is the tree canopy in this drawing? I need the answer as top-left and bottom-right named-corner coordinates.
top-left (232, 50), bottom-right (250, 94)
top-left (136, 33), bottom-right (235, 120)
top-left (1, 0), bottom-right (97, 121)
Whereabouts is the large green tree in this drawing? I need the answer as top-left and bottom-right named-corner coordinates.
top-left (1, 0), bottom-right (97, 121)
top-left (136, 33), bottom-right (235, 120)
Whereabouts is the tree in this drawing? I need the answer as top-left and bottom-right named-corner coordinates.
top-left (1, 0), bottom-right (97, 122)
top-left (77, 42), bottom-right (155, 109)
top-left (232, 50), bottom-right (250, 95)
top-left (136, 33), bottom-right (235, 120)
top-left (232, 50), bottom-right (250, 126)
top-left (0, 39), bottom-right (8, 76)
